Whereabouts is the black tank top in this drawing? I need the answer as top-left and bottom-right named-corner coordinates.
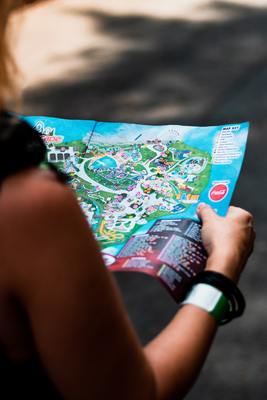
top-left (0, 347), bottom-right (63, 399)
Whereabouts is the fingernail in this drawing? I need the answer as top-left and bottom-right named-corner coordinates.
top-left (197, 202), bottom-right (206, 209)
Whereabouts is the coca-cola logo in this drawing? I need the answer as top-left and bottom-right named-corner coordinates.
top-left (209, 184), bottom-right (228, 202)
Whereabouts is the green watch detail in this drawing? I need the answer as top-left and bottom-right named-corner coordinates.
top-left (210, 293), bottom-right (229, 324)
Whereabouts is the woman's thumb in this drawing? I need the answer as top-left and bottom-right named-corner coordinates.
top-left (197, 203), bottom-right (216, 223)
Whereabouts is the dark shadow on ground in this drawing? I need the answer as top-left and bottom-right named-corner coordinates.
top-left (21, 2), bottom-right (267, 399)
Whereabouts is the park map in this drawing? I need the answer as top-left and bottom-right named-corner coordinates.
top-left (22, 116), bottom-right (249, 301)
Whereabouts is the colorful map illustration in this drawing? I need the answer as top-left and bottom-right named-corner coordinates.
top-left (21, 116), bottom-right (249, 301)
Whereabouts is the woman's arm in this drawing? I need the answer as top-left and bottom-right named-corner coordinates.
top-left (1, 169), bottom-right (255, 400)
top-left (144, 203), bottom-right (255, 400)
top-left (145, 304), bottom-right (217, 400)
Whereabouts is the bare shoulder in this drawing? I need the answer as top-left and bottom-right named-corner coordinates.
top-left (0, 167), bottom-right (75, 217)
top-left (0, 167), bottom-right (154, 399)
top-left (0, 167), bottom-right (111, 303)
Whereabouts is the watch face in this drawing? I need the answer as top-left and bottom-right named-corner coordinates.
top-left (182, 283), bottom-right (229, 324)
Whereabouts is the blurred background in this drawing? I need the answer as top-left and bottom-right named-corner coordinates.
top-left (11, 0), bottom-right (267, 398)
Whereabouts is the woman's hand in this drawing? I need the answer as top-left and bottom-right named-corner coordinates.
top-left (197, 203), bottom-right (255, 283)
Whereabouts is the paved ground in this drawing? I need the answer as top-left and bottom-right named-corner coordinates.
top-left (11, 1), bottom-right (267, 399)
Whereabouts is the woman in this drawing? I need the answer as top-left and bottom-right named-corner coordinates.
top-left (0, 1), bottom-right (255, 399)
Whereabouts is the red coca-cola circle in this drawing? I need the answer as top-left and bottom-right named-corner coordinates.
top-left (209, 184), bottom-right (228, 202)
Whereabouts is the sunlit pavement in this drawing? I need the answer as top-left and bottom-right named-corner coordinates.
top-left (11, 1), bottom-right (267, 399)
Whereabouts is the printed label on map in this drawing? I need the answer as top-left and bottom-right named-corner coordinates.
top-left (107, 219), bottom-right (207, 301)
top-left (212, 126), bottom-right (242, 164)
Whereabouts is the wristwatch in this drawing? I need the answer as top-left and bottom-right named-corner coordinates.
top-left (181, 271), bottom-right (246, 325)
top-left (181, 283), bottom-right (229, 324)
